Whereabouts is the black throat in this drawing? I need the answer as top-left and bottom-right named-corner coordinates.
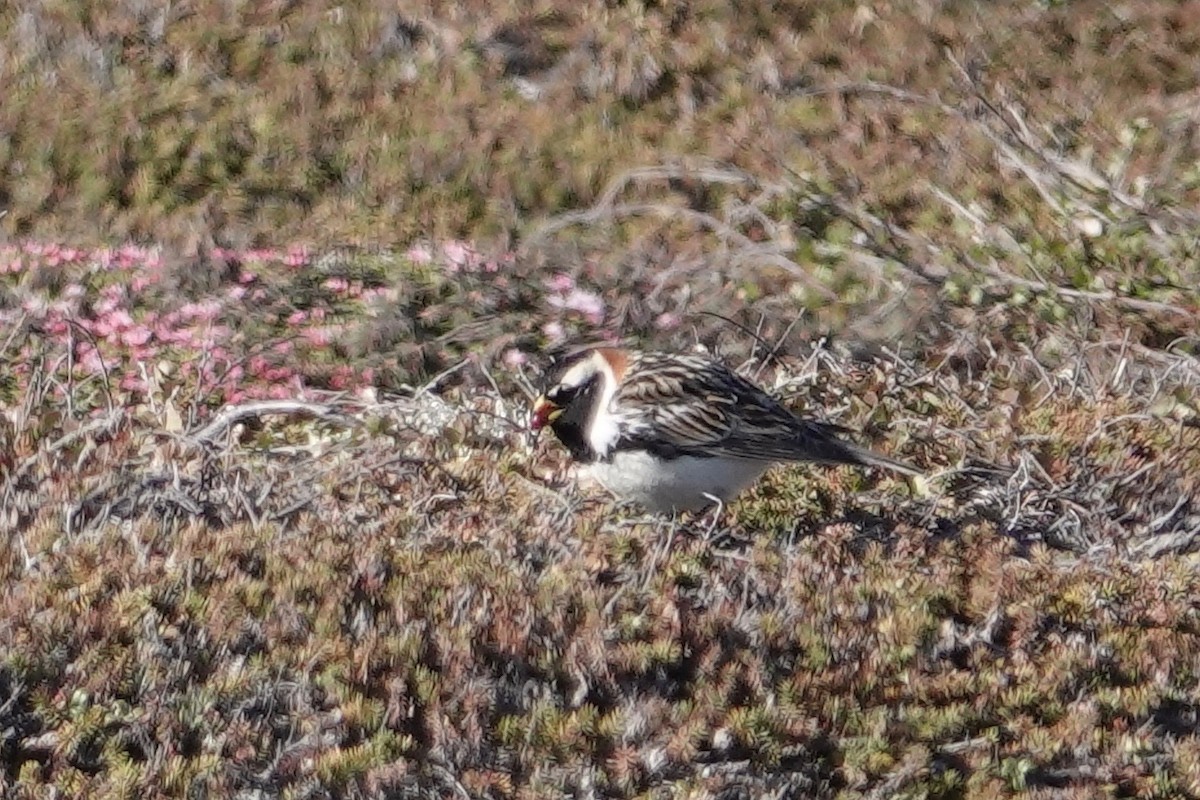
top-left (548, 376), bottom-right (604, 462)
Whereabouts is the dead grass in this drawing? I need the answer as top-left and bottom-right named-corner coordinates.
top-left (3, 1), bottom-right (1200, 796)
top-left (2, 311), bottom-right (1199, 796)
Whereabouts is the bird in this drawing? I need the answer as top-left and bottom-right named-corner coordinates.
top-left (530, 346), bottom-right (921, 513)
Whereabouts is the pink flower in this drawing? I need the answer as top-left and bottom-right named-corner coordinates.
top-left (119, 373), bottom-right (147, 393)
top-left (154, 322), bottom-right (183, 343)
top-left (76, 345), bottom-right (104, 373)
top-left (108, 309), bottom-right (134, 330)
top-left (547, 273), bottom-right (575, 293)
top-left (549, 288), bottom-right (605, 323)
top-left (571, 289), bottom-right (605, 322)
top-left (284, 247), bottom-right (309, 267)
top-left (442, 240), bottom-right (476, 272)
top-left (303, 327), bottom-right (333, 346)
top-left (121, 327), bottom-right (152, 347)
top-left (502, 349), bottom-right (527, 368)
top-left (406, 243), bottom-right (433, 265)
top-left (655, 312), bottom-right (681, 331)
top-left (20, 296), bottom-right (48, 314)
top-left (117, 245), bottom-right (142, 268)
top-left (178, 300), bottom-right (221, 321)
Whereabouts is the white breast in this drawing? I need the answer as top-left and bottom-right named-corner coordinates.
top-left (581, 451), bottom-right (770, 513)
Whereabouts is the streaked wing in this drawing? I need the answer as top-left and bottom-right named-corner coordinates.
top-left (612, 353), bottom-right (846, 462)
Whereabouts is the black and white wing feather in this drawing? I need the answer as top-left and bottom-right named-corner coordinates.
top-left (612, 352), bottom-right (918, 475)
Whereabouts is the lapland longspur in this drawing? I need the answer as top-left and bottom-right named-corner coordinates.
top-left (531, 346), bottom-right (920, 513)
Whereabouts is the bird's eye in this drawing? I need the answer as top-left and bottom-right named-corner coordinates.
top-left (547, 384), bottom-right (577, 403)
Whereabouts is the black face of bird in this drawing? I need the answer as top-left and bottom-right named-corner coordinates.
top-left (530, 353), bottom-right (605, 461)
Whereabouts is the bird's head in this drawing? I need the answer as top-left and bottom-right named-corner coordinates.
top-left (530, 347), bottom-right (625, 459)
top-left (531, 348), bottom-right (606, 431)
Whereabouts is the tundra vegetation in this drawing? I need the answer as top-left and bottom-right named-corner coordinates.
top-left (2, 2), bottom-right (1199, 798)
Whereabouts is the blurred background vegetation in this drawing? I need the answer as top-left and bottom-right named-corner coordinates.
top-left (3, 2), bottom-right (1200, 798)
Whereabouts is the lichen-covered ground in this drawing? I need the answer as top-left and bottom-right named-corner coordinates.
top-left (3, 2), bottom-right (1200, 798)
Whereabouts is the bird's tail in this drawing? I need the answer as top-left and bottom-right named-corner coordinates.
top-left (837, 441), bottom-right (923, 477)
top-left (797, 422), bottom-right (922, 477)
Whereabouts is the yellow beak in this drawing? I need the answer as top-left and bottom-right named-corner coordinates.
top-left (531, 395), bottom-right (562, 431)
